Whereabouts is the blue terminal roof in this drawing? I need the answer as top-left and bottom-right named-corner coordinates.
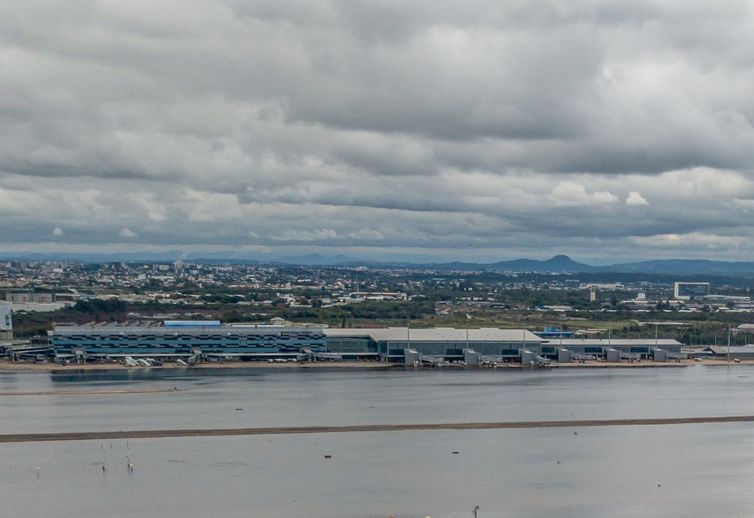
top-left (164, 320), bottom-right (221, 328)
top-left (537, 330), bottom-right (575, 338)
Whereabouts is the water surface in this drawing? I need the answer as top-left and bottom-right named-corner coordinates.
top-left (1, 366), bottom-right (753, 517)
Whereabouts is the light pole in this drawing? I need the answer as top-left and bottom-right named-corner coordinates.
top-left (651, 322), bottom-right (660, 362)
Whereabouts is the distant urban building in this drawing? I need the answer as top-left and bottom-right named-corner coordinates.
top-left (674, 282), bottom-right (710, 300)
top-left (535, 326), bottom-right (575, 338)
top-left (8, 302), bottom-right (69, 313)
top-left (4, 292), bottom-right (55, 303)
top-left (0, 302), bottom-right (12, 339)
top-left (535, 305), bottom-right (573, 312)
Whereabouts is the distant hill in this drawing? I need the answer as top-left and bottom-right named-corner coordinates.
top-left (272, 253), bottom-right (364, 266)
top-left (491, 254), bottom-right (597, 273)
top-left (604, 259), bottom-right (754, 276)
top-left (418, 255), bottom-right (754, 276)
top-left (429, 254), bottom-right (595, 273)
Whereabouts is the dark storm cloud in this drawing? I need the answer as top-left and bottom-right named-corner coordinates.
top-left (2, 0), bottom-right (754, 261)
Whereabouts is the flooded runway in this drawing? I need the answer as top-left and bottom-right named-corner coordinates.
top-left (3, 366), bottom-right (754, 517)
top-left (3, 414), bottom-right (754, 443)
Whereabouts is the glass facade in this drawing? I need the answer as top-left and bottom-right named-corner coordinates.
top-left (50, 325), bottom-right (326, 358)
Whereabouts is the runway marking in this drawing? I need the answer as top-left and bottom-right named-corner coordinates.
top-left (1, 415), bottom-right (754, 443)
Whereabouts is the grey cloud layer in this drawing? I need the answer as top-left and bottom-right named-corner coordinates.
top-left (2, 0), bottom-right (754, 260)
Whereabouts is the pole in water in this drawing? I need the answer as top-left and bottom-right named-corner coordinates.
top-left (35, 467), bottom-right (40, 478)
top-left (473, 505), bottom-right (480, 518)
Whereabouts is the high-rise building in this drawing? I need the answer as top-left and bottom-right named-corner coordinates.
top-left (673, 282), bottom-right (710, 300)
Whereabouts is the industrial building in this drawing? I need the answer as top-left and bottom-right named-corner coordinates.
top-left (48, 320), bottom-right (326, 360)
top-left (4, 292), bottom-right (55, 304)
top-left (703, 345), bottom-right (754, 360)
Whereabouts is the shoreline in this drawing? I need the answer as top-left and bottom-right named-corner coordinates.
top-left (1, 358), bottom-right (753, 374)
top-left (0, 360), bottom-right (400, 374)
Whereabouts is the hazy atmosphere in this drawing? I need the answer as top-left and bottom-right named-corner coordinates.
top-left (2, 1), bottom-right (754, 262)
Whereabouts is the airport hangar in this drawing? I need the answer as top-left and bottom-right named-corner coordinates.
top-left (44, 321), bottom-right (682, 362)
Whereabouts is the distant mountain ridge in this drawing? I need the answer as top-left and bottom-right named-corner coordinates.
top-left (602, 259), bottom-right (754, 276)
top-left (272, 253), bottom-right (361, 266)
top-left (423, 256), bottom-right (754, 276)
top-left (3, 251), bottom-right (754, 276)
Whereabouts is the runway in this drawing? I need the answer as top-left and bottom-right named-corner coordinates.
top-left (2, 415), bottom-right (754, 443)
top-left (0, 388), bottom-right (177, 397)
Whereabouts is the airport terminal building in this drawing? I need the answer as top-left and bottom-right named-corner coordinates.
top-left (49, 320), bottom-right (326, 360)
top-left (543, 338), bottom-right (683, 359)
top-left (45, 320), bottom-right (683, 363)
top-left (323, 329), bottom-right (682, 361)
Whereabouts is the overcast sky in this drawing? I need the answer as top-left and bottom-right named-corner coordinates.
top-left (2, 1), bottom-right (754, 263)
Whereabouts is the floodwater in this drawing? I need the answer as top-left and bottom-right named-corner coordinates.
top-left (2, 366), bottom-right (754, 517)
